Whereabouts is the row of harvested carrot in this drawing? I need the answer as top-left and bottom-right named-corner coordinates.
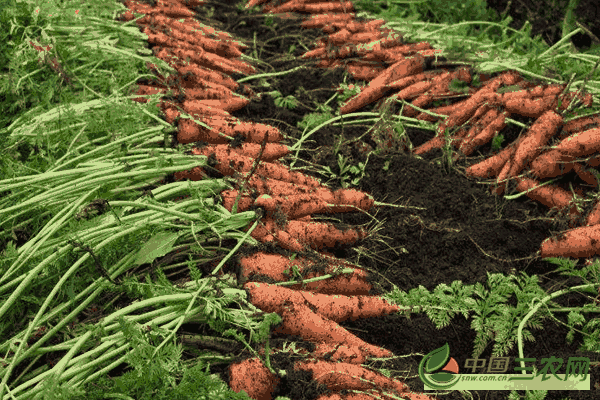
top-left (267, 3), bottom-right (600, 260)
top-left (119, 1), bottom-right (430, 399)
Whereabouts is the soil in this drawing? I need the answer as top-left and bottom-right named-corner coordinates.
top-left (187, 1), bottom-right (600, 399)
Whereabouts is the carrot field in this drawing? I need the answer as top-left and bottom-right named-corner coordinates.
top-left (1, 0), bottom-right (600, 399)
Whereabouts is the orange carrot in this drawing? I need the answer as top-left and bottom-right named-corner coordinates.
top-left (311, 342), bottom-right (368, 364)
top-left (586, 199), bottom-right (600, 226)
top-left (345, 61), bottom-right (385, 80)
top-left (255, 193), bottom-right (328, 219)
top-left (124, 0), bottom-right (195, 18)
top-left (551, 127), bottom-right (600, 157)
top-left (284, 219), bottom-right (368, 251)
top-left (301, 2), bottom-right (354, 13)
top-left (190, 143), bottom-right (289, 163)
top-left (246, 175), bottom-right (333, 198)
top-left (294, 359), bottom-right (408, 393)
top-left (503, 95), bottom-right (558, 118)
top-left (540, 224), bottom-right (600, 258)
top-left (183, 146), bottom-right (323, 187)
top-left (529, 150), bottom-right (575, 178)
top-left (238, 252), bottom-right (372, 295)
top-left (503, 109), bottom-right (563, 180)
top-left (316, 389), bottom-right (435, 400)
top-left (245, 281), bottom-right (399, 322)
top-left (560, 112), bottom-right (600, 139)
top-left (271, 300), bottom-right (393, 358)
top-left (515, 177), bottom-right (580, 222)
top-left (228, 357), bottom-right (280, 400)
top-left (340, 56), bottom-right (426, 114)
top-left (182, 97), bottom-right (249, 114)
top-left (458, 110), bottom-right (508, 157)
top-left (220, 190), bottom-right (255, 213)
top-left (465, 141), bottom-right (516, 179)
top-left (573, 163), bottom-right (599, 187)
top-left (300, 12), bottom-right (355, 28)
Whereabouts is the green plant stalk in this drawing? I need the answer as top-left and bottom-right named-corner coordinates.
top-left (516, 283), bottom-right (597, 374)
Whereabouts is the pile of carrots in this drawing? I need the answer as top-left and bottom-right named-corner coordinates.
top-left (117, 0), bottom-right (600, 397)
top-left (118, 1), bottom-right (438, 399)
top-left (242, 0), bottom-right (600, 261)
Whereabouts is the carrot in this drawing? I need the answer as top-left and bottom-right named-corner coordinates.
top-left (300, 12), bottom-right (355, 28)
top-left (316, 390), bottom-right (435, 400)
top-left (294, 359), bottom-right (408, 394)
top-left (312, 342), bottom-right (368, 364)
top-left (246, 175), bottom-right (333, 198)
top-left (345, 61), bottom-right (385, 80)
top-left (221, 189), bottom-right (255, 213)
top-left (284, 219), bottom-right (368, 251)
top-left (465, 140), bottom-right (516, 179)
top-left (301, 2), bottom-right (354, 13)
top-left (191, 143), bottom-right (289, 163)
top-left (245, 281), bottom-right (399, 322)
top-left (255, 193), bottom-right (328, 219)
top-left (503, 94), bottom-right (557, 118)
top-left (556, 90), bottom-right (593, 111)
top-left (340, 56), bottom-right (426, 114)
top-left (271, 300), bottom-right (393, 358)
top-left (552, 127), bottom-right (600, 157)
top-left (540, 224), bottom-right (600, 258)
top-left (153, 46), bottom-right (255, 76)
top-left (560, 112), bottom-right (600, 139)
top-left (515, 177), bottom-right (580, 221)
top-left (503, 109), bottom-right (564, 181)
top-left (170, 62), bottom-right (239, 91)
top-left (228, 357), bottom-right (280, 400)
top-left (458, 110), bottom-right (508, 157)
top-left (183, 146), bottom-right (323, 187)
top-left (124, 0), bottom-right (196, 18)
top-left (529, 150), bottom-right (575, 178)
top-left (238, 252), bottom-right (372, 295)
top-left (585, 199), bottom-right (600, 226)
top-left (573, 163), bottom-right (599, 187)
top-left (182, 97), bottom-right (249, 114)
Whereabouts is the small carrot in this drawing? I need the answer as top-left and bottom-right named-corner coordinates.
top-left (552, 126), bottom-right (600, 157)
top-left (228, 357), bottom-right (279, 400)
top-left (182, 97), bottom-right (249, 114)
top-left (187, 146), bottom-right (323, 187)
top-left (540, 224), bottom-right (600, 258)
top-left (220, 189), bottom-right (255, 213)
top-left (284, 219), bottom-right (368, 251)
top-left (503, 95), bottom-right (557, 118)
top-left (191, 143), bottom-right (289, 163)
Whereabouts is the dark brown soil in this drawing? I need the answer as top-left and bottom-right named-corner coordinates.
top-left (189, 1), bottom-right (600, 399)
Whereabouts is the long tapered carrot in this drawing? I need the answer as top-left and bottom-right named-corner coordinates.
top-left (515, 177), bottom-right (581, 224)
top-left (294, 359), bottom-right (408, 394)
top-left (179, 146), bottom-right (323, 187)
top-left (284, 219), bottom-right (368, 251)
top-left (245, 281), bottom-right (399, 322)
top-left (504, 109), bottom-right (563, 179)
top-left (465, 141), bottom-right (516, 179)
top-left (191, 143), bottom-right (289, 163)
top-left (458, 110), bottom-right (508, 157)
top-left (540, 224), bottom-right (600, 258)
top-left (238, 252), bottom-right (372, 295)
top-left (270, 299), bottom-right (393, 359)
top-left (340, 55), bottom-right (426, 114)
